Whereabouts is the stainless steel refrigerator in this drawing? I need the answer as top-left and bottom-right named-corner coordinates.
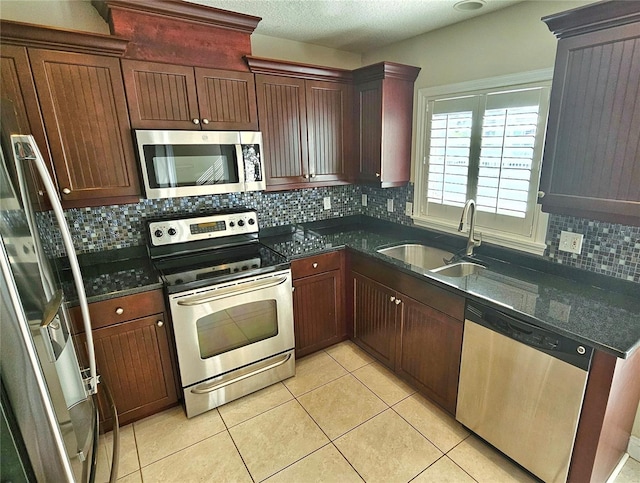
top-left (0, 113), bottom-right (118, 481)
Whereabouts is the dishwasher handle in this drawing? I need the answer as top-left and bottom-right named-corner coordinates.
top-left (465, 302), bottom-right (593, 371)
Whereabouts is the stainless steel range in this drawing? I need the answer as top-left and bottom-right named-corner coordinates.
top-left (147, 210), bottom-right (295, 418)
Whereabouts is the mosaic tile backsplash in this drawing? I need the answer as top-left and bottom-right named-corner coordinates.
top-left (39, 183), bottom-right (639, 284)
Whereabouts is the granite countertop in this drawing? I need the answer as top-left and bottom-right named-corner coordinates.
top-left (71, 217), bottom-right (640, 358)
top-left (260, 217), bottom-right (640, 359)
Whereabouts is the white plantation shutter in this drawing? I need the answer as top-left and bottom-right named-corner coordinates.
top-left (417, 80), bottom-right (551, 248)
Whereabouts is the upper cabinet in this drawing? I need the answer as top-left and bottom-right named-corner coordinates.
top-left (1, 21), bottom-right (141, 207)
top-left (353, 62), bottom-right (421, 188)
top-left (122, 59), bottom-right (258, 130)
top-left (540, 2), bottom-right (640, 225)
top-left (248, 57), bottom-right (352, 190)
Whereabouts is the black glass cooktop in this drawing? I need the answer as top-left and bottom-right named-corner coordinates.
top-left (153, 242), bottom-right (289, 294)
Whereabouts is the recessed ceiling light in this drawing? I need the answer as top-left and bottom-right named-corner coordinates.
top-left (454, 0), bottom-right (486, 12)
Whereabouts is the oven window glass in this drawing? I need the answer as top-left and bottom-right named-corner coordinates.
top-left (143, 144), bottom-right (240, 188)
top-left (196, 300), bottom-right (278, 358)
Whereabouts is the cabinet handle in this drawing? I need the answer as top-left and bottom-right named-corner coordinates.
top-left (62, 188), bottom-right (71, 195)
top-left (156, 320), bottom-right (164, 327)
top-left (201, 118), bottom-right (209, 125)
top-left (115, 307), bottom-right (124, 315)
top-left (537, 190), bottom-right (545, 198)
top-left (390, 296), bottom-right (395, 302)
top-left (192, 118), bottom-right (200, 125)
top-left (312, 263), bottom-right (318, 268)
top-left (375, 173), bottom-right (380, 178)
top-left (395, 299), bottom-right (401, 305)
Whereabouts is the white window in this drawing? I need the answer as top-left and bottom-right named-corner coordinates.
top-left (413, 71), bottom-right (552, 255)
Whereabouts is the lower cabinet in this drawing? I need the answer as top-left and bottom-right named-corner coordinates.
top-left (350, 251), bottom-right (464, 415)
top-left (292, 251), bottom-right (346, 358)
top-left (71, 289), bottom-right (178, 431)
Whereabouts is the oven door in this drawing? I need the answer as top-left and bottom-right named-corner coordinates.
top-left (169, 269), bottom-right (294, 388)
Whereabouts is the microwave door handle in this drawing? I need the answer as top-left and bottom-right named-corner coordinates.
top-left (236, 144), bottom-right (246, 186)
top-left (176, 274), bottom-right (288, 306)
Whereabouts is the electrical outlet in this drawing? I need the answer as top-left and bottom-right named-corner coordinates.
top-left (405, 202), bottom-right (413, 216)
top-left (559, 230), bottom-right (584, 254)
top-left (387, 199), bottom-right (394, 212)
top-left (323, 196), bottom-right (331, 210)
top-left (361, 194), bottom-right (368, 207)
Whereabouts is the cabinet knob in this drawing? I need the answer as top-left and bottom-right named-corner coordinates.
top-left (395, 299), bottom-right (401, 305)
top-left (390, 296), bottom-right (395, 302)
top-left (192, 118), bottom-right (200, 125)
top-left (375, 173), bottom-right (380, 178)
top-left (312, 262), bottom-right (318, 268)
top-left (537, 190), bottom-right (545, 198)
top-left (62, 188), bottom-right (71, 195)
top-left (115, 307), bottom-right (124, 315)
top-left (38, 190), bottom-right (44, 196)
top-left (156, 320), bottom-right (164, 327)
top-left (303, 174), bottom-right (309, 179)
top-left (310, 174), bottom-right (315, 178)
top-left (201, 118), bottom-right (209, 125)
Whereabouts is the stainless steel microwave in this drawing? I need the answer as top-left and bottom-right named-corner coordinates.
top-left (135, 130), bottom-right (265, 199)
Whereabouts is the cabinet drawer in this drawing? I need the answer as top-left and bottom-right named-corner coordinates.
top-left (291, 251), bottom-right (342, 279)
top-left (70, 289), bottom-right (166, 333)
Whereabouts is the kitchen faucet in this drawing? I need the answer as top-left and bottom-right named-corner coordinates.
top-left (459, 199), bottom-right (482, 257)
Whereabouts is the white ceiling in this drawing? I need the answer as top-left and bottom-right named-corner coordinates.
top-left (186, 0), bottom-right (524, 53)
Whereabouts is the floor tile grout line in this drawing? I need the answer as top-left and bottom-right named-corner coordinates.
top-left (254, 442), bottom-right (337, 483)
top-left (225, 427), bottom-right (257, 483)
top-left (329, 441), bottom-right (367, 482)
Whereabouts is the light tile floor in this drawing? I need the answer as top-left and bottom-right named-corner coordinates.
top-left (94, 341), bottom-right (640, 483)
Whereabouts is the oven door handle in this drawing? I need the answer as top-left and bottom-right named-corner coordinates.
top-left (176, 274), bottom-right (289, 306)
top-left (190, 352), bottom-right (292, 394)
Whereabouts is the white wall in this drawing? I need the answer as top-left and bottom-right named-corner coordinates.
top-left (0, 0), bottom-right (109, 33)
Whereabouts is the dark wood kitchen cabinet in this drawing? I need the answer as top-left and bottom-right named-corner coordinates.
top-left (1, 21), bottom-right (140, 207)
top-left (248, 57), bottom-right (352, 190)
top-left (353, 62), bottom-right (421, 187)
top-left (71, 290), bottom-right (178, 432)
top-left (291, 251), bottom-right (346, 358)
top-left (350, 251), bottom-right (464, 414)
top-left (539, 2), bottom-right (640, 225)
top-left (121, 59), bottom-right (258, 130)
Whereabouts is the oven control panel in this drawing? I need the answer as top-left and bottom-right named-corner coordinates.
top-left (148, 211), bottom-right (259, 246)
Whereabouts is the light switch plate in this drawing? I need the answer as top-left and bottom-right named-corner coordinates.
top-left (323, 196), bottom-right (331, 210)
top-left (387, 199), bottom-right (394, 212)
top-left (361, 194), bottom-right (368, 207)
top-left (405, 202), bottom-right (413, 216)
top-left (559, 231), bottom-right (584, 254)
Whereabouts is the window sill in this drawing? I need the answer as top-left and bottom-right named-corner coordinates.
top-left (412, 216), bottom-right (547, 256)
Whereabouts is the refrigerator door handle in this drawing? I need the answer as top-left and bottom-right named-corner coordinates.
top-left (11, 134), bottom-right (98, 394)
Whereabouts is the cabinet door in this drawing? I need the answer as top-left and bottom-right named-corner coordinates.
top-left (28, 49), bottom-right (140, 205)
top-left (121, 59), bottom-right (200, 130)
top-left (306, 80), bottom-right (350, 183)
top-left (255, 74), bottom-right (309, 188)
top-left (92, 314), bottom-right (178, 431)
top-left (356, 80), bottom-right (383, 183)
top-left (0, 45), bottom-right (52, 209)
top-left (396, 297), bottom-right (463, 414)
top-left (293, 269), bottom-right (345, 358)
top-left (539, 24), bottom-right (640, 225)
top-left (195, 67), bottom-right (258, 131)
top-left (352, 273), bottom-right (397, 369)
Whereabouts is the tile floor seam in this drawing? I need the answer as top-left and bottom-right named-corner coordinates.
top-left (284, 369), bottom-right (350, 398)
top-left (219, 397), bottom-right (294, 430)
top-left (323, 348), bottom-right (374, 374)
top-left (388, 402), bottom-right (458, 455)
top-left (224, 427), bottom-right (257, 483)
top-left (328, 441), bottom-right (367, 482)
top-left (254, 442), bottom-right (335, 482)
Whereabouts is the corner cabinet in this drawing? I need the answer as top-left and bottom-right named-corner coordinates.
top-left (291, 251), bottom-right (347, 358)
top-left (71, 290), bottom-right (179, 432)
top-left (539, 2), bottom-right (640, 225)
top-left (248, 57), bottom-right (352, 190)
top-left (1, 21), bottom-right (142, 207)
top-left (350, 251), bottom-right (464, 414)
top-left (353, 62), bottom-right (421, 187)
top-left (121, 59), bottom-right (258, 130)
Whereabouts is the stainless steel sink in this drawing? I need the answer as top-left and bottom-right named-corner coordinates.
top-left (377, 244), bottom-right (455, 271)
top-left (431, 262), bottom-right (486, 278)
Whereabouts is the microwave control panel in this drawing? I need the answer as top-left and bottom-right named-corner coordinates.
top-left (148, 210), bottom-right (258, 246)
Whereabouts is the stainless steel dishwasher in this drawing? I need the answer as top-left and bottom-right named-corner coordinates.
top-left (456, 303), bottom-right (593, 483)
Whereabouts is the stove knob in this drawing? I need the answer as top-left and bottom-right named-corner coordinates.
top-left (175, 279), bottom-right (183, 285)
top-left (168, 228), bottom-right (177, 236)
top-left (237, 219), bottom-right (245, 227)
top-left (229, 221), bottom-right (235, 227)
top-left (248, 218), bottom-right (255, 225)
top-left (154, 229), bottom-right (163, 238)
top-left (242, 265), bottom-right (248, 271)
